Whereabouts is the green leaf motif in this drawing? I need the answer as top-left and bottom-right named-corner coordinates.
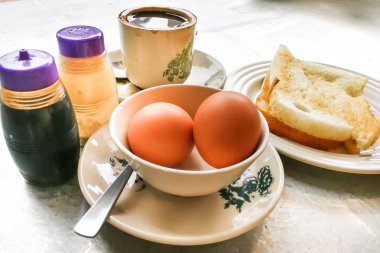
top-left (219, 188), bottom-right (245, 212)
top-left (115, 156), bottom-right (128, 167)
top-left (109, 158), bottom-right (116, 168)
top-left (108, 156), bottom-right (146, 192)
top-left (163, 40), bottom-right (193, 82)
top-left (219, 165), bottom-right (274, 213)
top-left (257, 166), bottom-right (273, 196)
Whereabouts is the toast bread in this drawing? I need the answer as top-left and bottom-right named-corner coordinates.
top-left (257, 45), bottom-right (380, 154)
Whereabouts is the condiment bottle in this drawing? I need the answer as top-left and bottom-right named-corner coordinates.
top-left (56, 25), bottom-right (119, 145)
top-left (0, 49), bottom-right (80, 186)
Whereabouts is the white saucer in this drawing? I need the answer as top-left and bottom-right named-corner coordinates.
top-left (225, 61), bottom-right (380, 174)
top-left (77, 125), bottom-right (284, 245)
top-left (108, 49), bottom-right (226, 100)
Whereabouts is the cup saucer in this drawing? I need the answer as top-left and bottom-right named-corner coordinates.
top-left (108, 49), bottom-right (227, 100)
top-left (77, 125), bottom-right (284, 245)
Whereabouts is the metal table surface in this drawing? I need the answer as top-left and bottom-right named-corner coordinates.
top-left (1, 0), bottom-right (380, 252)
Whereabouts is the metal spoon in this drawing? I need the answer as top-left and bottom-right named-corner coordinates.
top-left (74, 163), bottom-right (135, 238)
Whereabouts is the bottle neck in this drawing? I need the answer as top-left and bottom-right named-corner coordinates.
top-left (1, 79), bottom-right (66, 110)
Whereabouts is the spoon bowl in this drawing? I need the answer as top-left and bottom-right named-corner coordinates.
top-left (74, 163), bottom-right (135, 238)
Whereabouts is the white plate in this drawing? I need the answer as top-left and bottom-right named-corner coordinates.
top-left (225, 61), bottom-right (380, 174)
top-left (77, 125), bottom-right (284, 245)
top-left (108, 49), bottom-right (226, 100)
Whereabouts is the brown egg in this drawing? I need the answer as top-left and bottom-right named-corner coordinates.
top-left (127, 102), bottom-right (194, 167)
top-left (193, 91), bottom-right (261, 168)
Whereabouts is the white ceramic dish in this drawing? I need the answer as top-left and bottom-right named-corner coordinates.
top-left (225, 61), bottom-right (380, 174)
top-left (108, 49), bottom-right (226, 100)
top-left (77, 125), bottom-right (284, 245)
top-left (109, 84), bottom-right (269, 197)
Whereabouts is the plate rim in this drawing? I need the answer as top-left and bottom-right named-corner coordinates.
top-left (77, 125), bottom-right (285, 245)
top-left (225, 61), bottom-right (380, 174)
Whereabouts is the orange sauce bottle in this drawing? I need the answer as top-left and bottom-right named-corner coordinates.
top-left (56, 25), bottom-right (119, 145)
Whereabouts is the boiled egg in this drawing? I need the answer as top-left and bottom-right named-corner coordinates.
top-left (127, 102), bottom-right (194, 167)
top-left (193, 91), bottom-right (262, 168)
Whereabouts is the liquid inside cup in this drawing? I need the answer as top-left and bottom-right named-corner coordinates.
top-left (124, 11), bottom-right (190, 29)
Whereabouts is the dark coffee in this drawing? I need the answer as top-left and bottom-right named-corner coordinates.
top-left (126, 11), bottom-right (189, 29)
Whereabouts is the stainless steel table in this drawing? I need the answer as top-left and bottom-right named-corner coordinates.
top-left (1, 0), bottom-right (380, 252)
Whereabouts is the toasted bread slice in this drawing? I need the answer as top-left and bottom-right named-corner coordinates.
top-left (257, 45), bottom-right (380, 154)
top-left (257, 72), bottom-right (343, 152)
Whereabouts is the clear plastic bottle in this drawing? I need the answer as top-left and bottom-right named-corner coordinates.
top-left (56, 25), bottom-right (119, 145)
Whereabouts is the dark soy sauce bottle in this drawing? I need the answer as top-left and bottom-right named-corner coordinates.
top-left (0, 49), bottom-right (80, 186)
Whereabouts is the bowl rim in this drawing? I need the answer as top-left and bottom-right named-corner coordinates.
top-left (109, 84), bottom-right (269, 175)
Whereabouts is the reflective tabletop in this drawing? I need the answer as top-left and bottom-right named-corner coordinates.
top-left (1, 0), bottom-right (380, 252)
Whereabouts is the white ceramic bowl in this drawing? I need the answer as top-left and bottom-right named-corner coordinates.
top-left (109, 84), bottom-right (269, 196)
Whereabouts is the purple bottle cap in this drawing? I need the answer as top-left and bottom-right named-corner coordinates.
top-left (56, 25), bottom-right (105, 58)
top-left (0, 49), bottom-right (59, 91)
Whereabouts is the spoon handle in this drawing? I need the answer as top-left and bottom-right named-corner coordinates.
top-left (74, 164), bottom-right (134, 238)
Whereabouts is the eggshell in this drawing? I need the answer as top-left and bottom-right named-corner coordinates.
top-left (127, 102), bottom-right (194, 167)
top-left (193, 91), bottom-right (261, 168)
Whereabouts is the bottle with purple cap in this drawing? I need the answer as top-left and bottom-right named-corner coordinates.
top-left (0, 49), bottom-right (80, 186)
top-left (56, 25), bottom-right (119, 145)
